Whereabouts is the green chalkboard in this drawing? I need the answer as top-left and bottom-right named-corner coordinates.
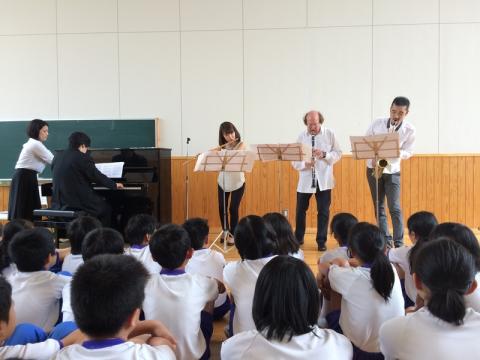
top-left (0, 119), bottom-right (156, 179)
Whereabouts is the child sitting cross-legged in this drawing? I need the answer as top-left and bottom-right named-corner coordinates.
top-left (143, 224), bottom-right (221, 360)
top-left (55, 254), bottom-right (176, 359)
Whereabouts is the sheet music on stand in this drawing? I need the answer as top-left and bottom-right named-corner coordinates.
top-left (350, 133), bottom-right (400, 160)
top-left (250, 143), bottom-right (310, 162)
top-left (194, 149), bottom-right (256, 253)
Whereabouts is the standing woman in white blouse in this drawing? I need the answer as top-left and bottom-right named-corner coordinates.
top-left (8, 119), bottom-right (54, 221)
top-left (216, 122), bottom-right (246, 243)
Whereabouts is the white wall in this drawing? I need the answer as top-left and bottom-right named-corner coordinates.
top-left (0, 0), bottom-right (479, 155)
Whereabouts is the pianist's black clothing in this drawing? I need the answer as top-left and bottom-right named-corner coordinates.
top-left (51, 149), bottom-right (116, 226)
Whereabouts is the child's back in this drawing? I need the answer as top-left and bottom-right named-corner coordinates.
top-left (8, 228), bottom-right (70, 331)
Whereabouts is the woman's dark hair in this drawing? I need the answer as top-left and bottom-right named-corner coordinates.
top-left (0, 219), bottom-right (34, 271)
top-left (218, 122), bottom-right (241, 146)
top-left (253, 256), bottom-right (320, 341)
top-left (429, 222), bottom-right (480, 271)
top-left (330, 212), bottom-right (358, 246)
top-left (234, 215), bottom-right (276, 261)
top-left (27, 119), bottom-right (49, 140)
top-left (407, 211), bottom-right (438, 270)
top-left (263, 212), bottom-right (299, 256)
top-left (348, 222), bottom-right (394, 301)
top-left (413, 238), bottom-right (476, 325)
top-left (68, 131), bottom-right (91, 149)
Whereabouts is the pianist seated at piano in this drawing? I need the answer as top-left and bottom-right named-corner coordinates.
top-left (51, 131), bottom-right (123, 226)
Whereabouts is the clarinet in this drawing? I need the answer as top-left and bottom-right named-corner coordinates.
top-left (311, 135), bottom-right (316, 188)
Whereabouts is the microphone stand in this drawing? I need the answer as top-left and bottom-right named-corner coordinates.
top-left (184, 137), bottom-right (191, 220)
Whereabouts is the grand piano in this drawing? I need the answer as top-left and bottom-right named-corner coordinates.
top-left (42, 147), bottom-right (171, 234)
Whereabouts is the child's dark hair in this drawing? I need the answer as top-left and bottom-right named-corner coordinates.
top-left (413, 238), bottom-right (476, 325)
top-left (81, 228), bottom-right (124, 261)
top-left (150, 224), bottom-right (191, 269)
top-left (182, 218), bottom-right (209, 250)
top-left (349, 222), bottom-right (394, 301)
top-left (252, 256), bottom-right (319, 341)
top-left (67, 216), bottom-right (102, 255)
top-left (429, 222), bottom-right (480, 271)
top-left (407, 211), bottom-right (438, 270)
top-left (8, 228), bottom-right (56, 272)
top-left (71, 254), bottom-right (149, 337)
top-left (0, 219), bottom-right (34, 271)
top-left (125, 214), bottom-right (158, 246)
top-left (234, 215), bottom-right (276, 261)
top-left (262, 212), bottom-right (299, 256)
top-left (0, 276), bottom-right (12, 323)
top-left (330, 213), bottom-right (358, 246)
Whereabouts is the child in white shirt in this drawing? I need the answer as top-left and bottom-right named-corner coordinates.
top-left (8, 228), bottom-right (70, 332)
top-left (0, 271), bottom-right (80, 359)
top-left (183, 217), bottom-right (229, 320)
top-left (55, 254), bottom-right (176, 360)
top-left (62, 228), bottom-right (125, 323)
top-left (124, 214), bottom-right (161, 275)
top-left (318, 222), bottom-right (404, 359)
top-left (223, 215), bottom-right (277, 335)
top-left (263, 212), bottom-right (304, 260)
top-left (143, 224), bottom-right (221, 360)
top-left (320, 212), bottom-right (357, 264)
top-left (388, 211), bottom-right (437, 308)
top-left (380, 238), bottom-right (480, 360)
top-left (61, 216), bottom-right (101, 275)
top-left (221, 255), bottom-right (353, 359)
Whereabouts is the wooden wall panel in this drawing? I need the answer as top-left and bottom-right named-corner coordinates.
top-left (1, 155), bottom-right (479, 230)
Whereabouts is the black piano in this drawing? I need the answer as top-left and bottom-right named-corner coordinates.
top-left (42, 147), bottom-right (171, 234)
top-left (90, 148), bottom-right (171, 231)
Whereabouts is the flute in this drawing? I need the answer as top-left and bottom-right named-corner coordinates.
top-left (218, 138), bottom-right (239, 150)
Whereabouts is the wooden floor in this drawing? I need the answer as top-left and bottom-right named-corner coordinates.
top-left (208, 227), bottom-right (480, 359)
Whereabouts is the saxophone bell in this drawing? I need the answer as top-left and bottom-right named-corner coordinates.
top-left (373, 159), bottom-right (389, 180)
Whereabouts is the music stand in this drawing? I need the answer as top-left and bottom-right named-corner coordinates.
top-left (251, 143), bottom-right (310, 216)
top-left (350, 133), bottom-right (400, 227)
top-left (194, 149), bottom-right (256, 253)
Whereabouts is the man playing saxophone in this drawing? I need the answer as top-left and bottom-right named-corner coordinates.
top-left (366, 97), bottom-right (416, 248)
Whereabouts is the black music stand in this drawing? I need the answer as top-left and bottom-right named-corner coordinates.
top-left (194, 149), bottom-right (255, 253)
top-left (251, 143), bottom-right (309, 216)
top-left (350, 133), bottom-right (400, 227)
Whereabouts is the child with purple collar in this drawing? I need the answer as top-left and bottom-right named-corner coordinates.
top-left (143, 224), bottom-right (221, 360)
top-left (124, 214), bottom-right (161, 275)
top-left (55, 254), bottom-right (176, 359)
top-left (318, 222), bottom-right (404, 360)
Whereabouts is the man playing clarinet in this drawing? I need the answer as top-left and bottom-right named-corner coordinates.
top-left (292, 110), bottom-right (342, 251)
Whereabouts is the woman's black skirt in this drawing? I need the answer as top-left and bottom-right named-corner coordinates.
top-left (8, 168), bottom-right (40, 221)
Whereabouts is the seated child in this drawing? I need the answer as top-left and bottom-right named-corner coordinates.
top-left (0, 219), bottom-right (33, 278)
top-left (61, 216), bottom-right (102, 274)
top-left (223, 215), bottom-right (277, 335)
top-left (62, 228), bottom-right (125, 322)
top-left (143, 224), bottom-right (220, 360)
top-left (56, 254), bottom-right (176, 359)
top-left (318, 222), bottom-right (404, 359)
top-left (183, 217), bottom-right (229, 320)
top-left (320, 212), bottom-right (358, 264)
top-left (263, 212), bottom-right (304, 260)
top-left (124, 214), bottom-right (161, 274)
top-left (8, 228), bottom-right (70, 332)
top-left (380, 239), bottom-right (480, 359)
top-left (388, 211), bottom-right (437, 308)
top-left (221, 255), bottom-right (353, 359)
top-left (428, 222), bottom-right (480, 312)
top-left (0, 276), bottom-right (80, 359)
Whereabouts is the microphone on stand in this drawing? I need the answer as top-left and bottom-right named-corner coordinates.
top-left (186, 137), bottom-right (191, 144)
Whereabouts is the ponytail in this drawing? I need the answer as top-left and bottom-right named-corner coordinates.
top-left (371, 251), bottom-right (395, 301)
top-left (348, 222), bottom-right (394, 302)
top-left (413, 238), bottom-right (476, 326)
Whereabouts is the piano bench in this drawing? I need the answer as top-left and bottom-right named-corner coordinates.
top-left (33, 209), bottom-right (79, 247)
